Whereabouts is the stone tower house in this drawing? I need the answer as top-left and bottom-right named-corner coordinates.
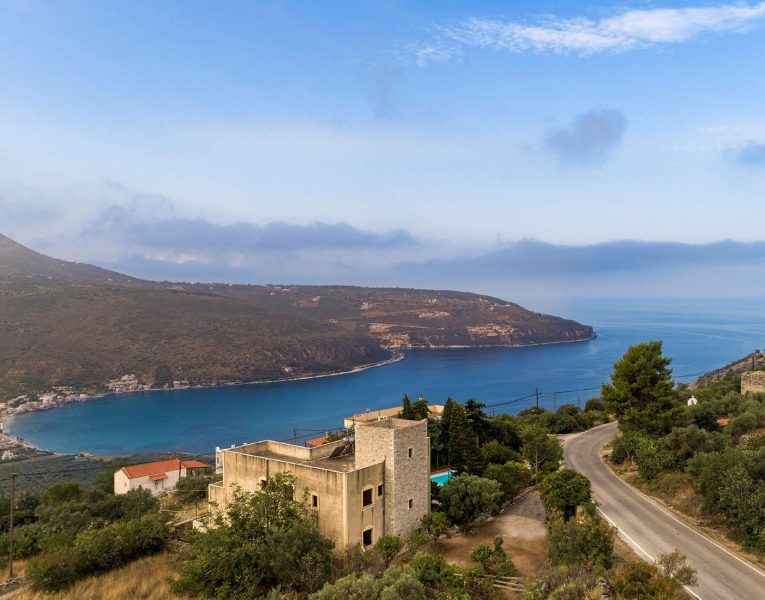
top-left (355, 418), bottom-right (430, 537)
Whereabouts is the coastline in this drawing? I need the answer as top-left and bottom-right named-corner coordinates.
top-left (2, 352), bottom-right (408, 420)
top-left (3, 335), bottom-right (596, 452)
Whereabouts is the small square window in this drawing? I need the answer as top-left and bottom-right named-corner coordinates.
top-left (312, 494), bottom-right (319, 509)
top-left (362, 488), bottom-right (373, 507)
top-left (377, 484), bottom-right (384, 497)
top-left (408, 498), bottom-right (413, 510)
top-left (408, 447), bottom-right (413, 458)
top-left (362, 528), bottom-right (373, 547)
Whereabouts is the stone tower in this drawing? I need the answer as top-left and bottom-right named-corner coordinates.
top-left (355, 418), bottom-right (430, 538)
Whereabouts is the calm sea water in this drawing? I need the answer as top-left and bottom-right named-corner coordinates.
top-left (7, 299), bottom-right (765, 455)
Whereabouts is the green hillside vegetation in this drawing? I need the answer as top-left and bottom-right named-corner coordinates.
top-left (605, 342), bottom-right (765, 555)
top-left (0, 233), bottom-right (593, 402)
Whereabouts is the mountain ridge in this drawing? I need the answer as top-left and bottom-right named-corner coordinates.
top-left (0, 233), bottom-right (594, 403)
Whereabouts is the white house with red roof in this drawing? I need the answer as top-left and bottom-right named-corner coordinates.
top-left (114, 457), bottom-right (209, 496)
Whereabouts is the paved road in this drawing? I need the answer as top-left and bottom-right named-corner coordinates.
top-left (564, 421), bottom-right (765, 600)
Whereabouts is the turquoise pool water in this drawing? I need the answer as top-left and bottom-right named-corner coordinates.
top-left (430, 471), bottom-right (455, 485)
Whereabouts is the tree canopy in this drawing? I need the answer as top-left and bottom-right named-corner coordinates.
top-left (602, 341), bottom-right (684, 436)
top-left (173, 473), bottom-right (334, 597)
top-left (539, 468), bottom-right (592, 520)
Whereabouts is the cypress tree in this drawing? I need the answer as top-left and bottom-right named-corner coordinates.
top-left (412, 395), bottom-right (430, 420)
top-left (400, 394), bottom-right (415, 420)
top-left (449, 402), bottom-right (481, 474)
top-left (440, 397), bottom-right (457, 456)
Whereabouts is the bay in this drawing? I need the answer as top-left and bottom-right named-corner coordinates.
top-left (7, 299), bottom-right (765, 455)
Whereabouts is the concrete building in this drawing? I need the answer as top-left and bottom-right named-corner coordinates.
top-left (208, 417), bottom-right (430, 550)
top-left (742, 371), bottom-right (765, 395)
top-left (114, 458), bottom-right (209, 496)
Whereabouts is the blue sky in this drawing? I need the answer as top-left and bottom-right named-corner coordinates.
top-left (2, 1), bottom-right (765, 299)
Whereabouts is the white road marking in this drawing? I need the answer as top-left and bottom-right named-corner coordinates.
top-left (598, 508), bottom-right (703, 600)
top-left (595, 434), bottom-right (765, 581)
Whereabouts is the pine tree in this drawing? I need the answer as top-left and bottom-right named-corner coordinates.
top-left (449, 402), bottom-right (481, 474)
top-left (602, 341), bottom-right (684, 436)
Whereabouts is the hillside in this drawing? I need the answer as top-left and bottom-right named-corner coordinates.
top-left (692, 350), bottom-right (765, 388)
top-left (0, 233), bottom-right (593, 402)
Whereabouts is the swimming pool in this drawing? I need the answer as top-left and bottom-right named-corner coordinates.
top-left (430, 471), bottom-right (455, 485)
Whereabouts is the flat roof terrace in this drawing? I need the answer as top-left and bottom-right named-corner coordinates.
top-left (225, 438), bottom-right (361, 473)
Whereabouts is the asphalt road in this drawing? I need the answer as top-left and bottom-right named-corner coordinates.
top-left (564, 421), bottom-right (765, 600)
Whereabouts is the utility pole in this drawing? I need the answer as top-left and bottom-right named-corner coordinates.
top-left (8, 472), bottom-right (16, 579)
top-left (535, 388), bottom-right (539, 409)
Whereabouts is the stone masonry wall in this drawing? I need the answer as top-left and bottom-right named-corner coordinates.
top-left (355, 418), bottom-right (429, 538)
top-left (742, 371), bottom-right (765, 395)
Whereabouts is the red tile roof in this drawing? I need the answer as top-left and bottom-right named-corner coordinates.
top-left (306, 436), bottom-right (328, 447)
top-left (717, 417), bottom-right (730, 426)
top-left (120, 458), bottom-right (209, 479)
top-left (182, 460), bottom-right (209, 469)
top-left (150, 473), bottom-right (168, 481)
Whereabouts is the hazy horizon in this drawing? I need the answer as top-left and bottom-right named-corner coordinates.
top-left (2, 1), bottom-right (765, 301)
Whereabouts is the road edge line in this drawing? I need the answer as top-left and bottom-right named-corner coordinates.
top-left (596, 435), bottom-right (765, 581)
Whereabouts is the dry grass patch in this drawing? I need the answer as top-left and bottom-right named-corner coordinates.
top-left (16, 553), bottom-right (183, 600)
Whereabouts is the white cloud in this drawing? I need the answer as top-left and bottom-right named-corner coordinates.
top-left (412, 3), bottom-right (765, 62)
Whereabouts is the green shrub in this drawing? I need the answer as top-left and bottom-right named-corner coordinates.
top-left (41, 482), bottom-right (83, 505)
top-left (482, 461), bottom-right (531, 501)
top-left (539, 469), bottom-right (592, 520)
top-left (27, 548), bottom-right (81, 592)
top-left (438, 475), bottom-right (502, 528)
top-left (633, 436), bottom-right (676, 481)
top-left (585, 398), bottom-right (605, 412)
top-left (26, 514), bottom-right (167, 592)
top-left (479, 440), bottom-right (520, 466)
top-left (547, 512), bottom-right (615, 569)
top-left (375, 535), bottom-right (403, 567)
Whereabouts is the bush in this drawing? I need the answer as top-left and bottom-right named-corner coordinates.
top-left (27, 548), bottom-right (81, 592)
top-left (482, 461), bottom-right (531, 502)
top-left (548, 512), bottom-right (615, 569)
top-left (633, 436), bottom-right (676, 481)
top-left (375, 535), bottom-right (403, 567)
top-left (660, 425), bottom-right (728, 466)
top-left (727, 412), bottom-right (759, 439)
top-left (27, 514), bottom-right (167, 592)
top-left (41, 482), bottom-right (83, 505)
top-left (479, 440), bottom-right (520, 466)
top-left (173, 473), bottom-right (334, 597)
top-left (585, 398), bottom-right (605, 412)
top-left (175, 475), bottom-right (215, 504)
top-left (438, 475), bottom-right (502, 528)
top-left (609, 561), bottom-right (681, 599)
top-left (470, 536), bottom-right (515, 576)
top-left (419, 511), bottom-right (451, 545)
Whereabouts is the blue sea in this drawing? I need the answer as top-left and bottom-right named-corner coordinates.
top-left (7, 299), bottom-right (765, 455)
